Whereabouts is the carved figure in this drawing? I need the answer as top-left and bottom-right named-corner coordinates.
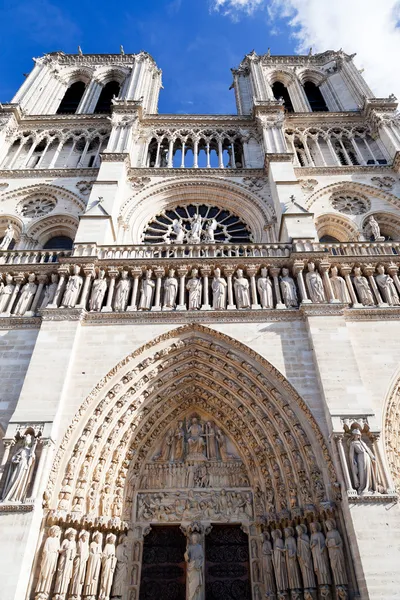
top-left (330, 266), bottom-right (351, 303)
top-left (111, 535), bottom-right (129, 598)
top-left (2, 433), bottom-right (37, 502)
top-left (211, 268), bottom-right (227, 309)
top-left (186, 269), bottom-right (202, 310)
top-left (14, 273), bottom-right (37, 315)
top-left (70, 529), bottom-right (90, 598)
top-left (184, 532), bottom-right (204, 600)
top-left (172, 219), bottom-right (185, 244)
top-left (353, 267), bottom-right (375, 306)
top-left (138, 270), bottom-right (155, 310)
top-left (90, 269), bottom-right (107, 312)
top-left (262, 531), bottom-right (276, 595)
top-left (205, 421), bottom-right (217, 459)
top-left (62, 266), bottom-right (83, 308)
top-left (280, 268), bottom-right (298, 307)
top-left (0, 274), bottom-right (15, 312)
top-left (163, 269), bottom-right (178, 309)
top-left (40, 273), bottom-right (59, 309)
top-left (53, 528), bottom-right (77, 597)
top-left (375, 265), bottom-right (400, 305)
top-left (157, 429), bottom-right (174, 462)
top-left (367, 215), bottom-right (382, 240)
top-left (233, 269), bottom-right (250, 308)
top-left (173, 421), bottom-right (185, 461)
top-left (325, 519), bottom-right (347, 586)
top-left (349, 430), bottom-right (377, 494)
top-left (113, 271), bottom-right (131, 311)
top-left (35, 525), bottom-right (61, 597)
top-left (188, 213), bottom-right (203, 243)
top-left (0, 223), bottom-right (14, 250)
top-left (310, 522), bottom-right (331, 586)
top-left (296, 524), bottom-right (316, 589)
top-left (305, 262), bottom-right (325, 303)
top-left (84, 531), bottom-right (103, 597)
top-left (272, 529), bottom-right (289, 592)
top-left (284, 527), bottom-right (302, 590)
top-left (204, 218), bottom-right (217, 242)
top-left (215, 427), bottom-right (230, 461)
top-left (99, 533), bottom-right (117, 600)
top-left (187, 417), bottom-right (205, 457)
top-left (257, 267), bottom-right (273, 308)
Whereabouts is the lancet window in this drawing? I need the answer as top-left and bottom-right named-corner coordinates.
top-left (56, 81), bottom-right (86, 114)
top-left (272, 81), bottom-right (294, 112)
top-left (94, 80), bottom-right (120, 113)
top-left (303, 81), bottom-right (328, 112)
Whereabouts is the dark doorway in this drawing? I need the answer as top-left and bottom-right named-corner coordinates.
top-left (205, 525), bottom-right (251, 599)
top-left (139, 526), bottom-right (186, 600)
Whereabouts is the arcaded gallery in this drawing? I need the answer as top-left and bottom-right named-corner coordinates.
top-left (0, 47), bottom-right (400, 600)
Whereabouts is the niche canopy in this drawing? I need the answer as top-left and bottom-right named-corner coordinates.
top-left (142, 204), bottom-right (253, 245)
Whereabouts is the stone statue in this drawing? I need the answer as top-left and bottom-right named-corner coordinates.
top-left (163, 269), bottom-right (178, 309)
top-left (40, 273), bottom-right (59, 309)
top-left (0, 274), bottom-right (15, 312)
top-left (375, 265), bottom-right (400, 305)
top-left (188, 213), bottom-right (203, 244)
top-left (348, 430), bottom-right (377, 494)
top-left (284, 527), bottom-right (302, 591)
top-left (215, 427), bottom-right (230, 461)
top-left (204, 218), bottom-right (217, 242)
top-left (53, 527), bottom-right (77, 598)
top-left (257, 267), bottom-right (273, 308)
top-left (0, 223), bottom-right (14, 250)
top-left (90, 269), bottom-right (108, 312)
top-left (84, 531), bottom-right (103, 597)
top-left (205, 421), bottom-right (217, 459)
top-left (172, 219), bottom-right (185, 244)
top-left (138, 269), bottom-right (155, 310)
top-left (111, 535), bottom-right (129, 598)
top-left (99, 533), bottom-right (117, 600)
top-left (262, 531), bottom-right (276, 596)
top-left (353, 267), bottom-right (375, 306)
top-left (186, 269), bottom-right (202, 310)
top-left (272, 529), bottom-right (289, 592)
top-left (367, 215), bottom-right (382, 240)
top-left (158, 429), bottom-right (174, 462)
top-left (211, 268), bottom-right (227, 309)
top-left (35, 525), bottom-right (61, 597)
top-left (233, 269), bottom-right (250, 309)
top-left (2, 433), bottom-right (37, 502)
top-left (325, 519), bottom-right (347, 586)
top-left (173, 421), bottom-right (185, 461)
top-left (305, 262), bottom-right (325, 303)
top-left (62, 265), bottom-right (83, 308)
top-left (296, 524), bottom-right (316, 589)
top-left (309, 522), bottom-right (331, 586)
top-left (14, 273), bottom-right (37, 315)
top-left (70, 529), bottom-right (90, 598)
top-left (187, 417), bottom-right (205, 457)
top-left (280, 268), bottom-right (298, 307)
top-left (330, 266), bottom-right (351, 303)
top-left (184, 532), bottom-right (204, 600)
top-left (113, 271), bottom-right (131, 312)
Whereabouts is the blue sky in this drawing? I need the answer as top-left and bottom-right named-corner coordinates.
top-left (0, 0), bottom-right (399, 114)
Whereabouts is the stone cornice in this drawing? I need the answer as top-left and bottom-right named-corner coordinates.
top-left (0, 167), bottom-right (99, 179)
top-left (0, 317), bottom-right (40, 330)
top-left (142, 114), bottom-right (254, 126)
top-left (0, 502), bottom-right (35, 512)
top-left (344, 307), bottom-right (400, 320)
top-left (11, 113), bottom-right (110, 127)
top-left (285, 111), bottom-right (365, 126)
top-left (127, 167), bottom-right (266, 178)
top-left (294, 165), bottom-right (393, 176)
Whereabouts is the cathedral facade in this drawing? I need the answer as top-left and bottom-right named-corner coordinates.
top-left (0, 48), bottom-right (400, 600)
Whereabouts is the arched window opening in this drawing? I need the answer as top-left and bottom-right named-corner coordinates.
top-left (334, 142), bottom-right (348, 166)
top-left (28, 140), bottom-right (47, 168)
top-left (319, 234), bottom-right (340, 243)
top-left (94, 81), bottom-right (120, 113)
top-left (233, 139), bottom-right (244, 168)
top-left (304, 81), bottom-right (328, 112)
top-left (147, 138), bottom-right (158, 167)
top-left (272, 82), bottom-right (294, 112)
top-left (56, 81), bottom-right (86, 115)
top-left (43, 236), bottom-right (73, 250)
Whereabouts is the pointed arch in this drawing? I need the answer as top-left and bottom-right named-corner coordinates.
top-left (306, 180), bottom-right (400, 213)
top-left (315, 213), bottom-right (361, 242)
top-left (0, 183), bottom-right (86, 214)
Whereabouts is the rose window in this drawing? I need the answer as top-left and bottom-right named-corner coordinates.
top-left (330, 194), bottom-right (370, 215)
top-left (143, 204), bottom-right (252, 244)
top-left (17, 196), bottom-right (57, 218)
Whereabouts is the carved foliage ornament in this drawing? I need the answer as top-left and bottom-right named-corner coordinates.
top-left (329, 193), bottom-right (370, 215)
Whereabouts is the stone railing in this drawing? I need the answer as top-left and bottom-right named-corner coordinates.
top-left (293, 240), bottom-right (400, 256)
top-left (0, 249), bottom-right (71, 265)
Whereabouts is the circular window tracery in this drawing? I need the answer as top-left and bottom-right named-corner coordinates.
top-left (142, 204), bottom-right (253, 244)
top-left (329, 193), bottom-right (370, 215)
top-left (17, 195), bottom-right (57, 219)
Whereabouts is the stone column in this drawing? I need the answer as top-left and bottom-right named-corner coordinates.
top-left (168, 139), bottom-right (174, 167)
top-left (293, 261), bottom-right (311, 304)
top-left (176, 266), bottom-right (188, 310)
top-left (127, 267), bottom-right (142, 311)
top-left (247, 266), bottom-right (261, 309)
top-left (193, 139), bottom-right (199, 168)
top-left (7, 275), bottom-right (25, 316)
top-left (320, 261), bottom-right (338, 303)
top-left (26, 274), bottom-right (47, 316)
top-left (340, 264), bottom-right (362, 308)
top-left (224, 267), bottom-right (236, 310)
top-left (218, 139), bottom-right (224, 168)
top-left (200, 266), bottom-right (212, 311)
top-left (76, 266), bottom-right (94, 309)
top-left (151, 267), bottom-right (164, 312)
top-left (102, 269), bottom-right (118, 313)
top-left (269, 267), bottom-right (286, 309)
top-left (364, 264), bottom-right (387, 307)
top-left (48, 266), bottom-right (69, 309)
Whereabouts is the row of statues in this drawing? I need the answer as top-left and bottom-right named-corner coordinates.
top-left (139, 461), bottom-right (249, 490)
top-left (35, 527), bottom-right (128, 600)
top-left (0, 261), bottom-right (399, 316)
top-left (167, 215), bottom-right (221, 244)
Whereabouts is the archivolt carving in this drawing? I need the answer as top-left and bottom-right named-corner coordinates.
top-left (25, 214), bottom-right (79, 246)
top-left (46, 325), bottom-right (338, 531)
top-left (361, 211), bottom-right (400, 241)
top-left (384, 374), bottom-right (400, 492)
top-left (315, 213), bottom-right (360, 242)
top-left (306, 181), bottom-right (400, 213)
top-left (0, 183), bottom-right (86, 213)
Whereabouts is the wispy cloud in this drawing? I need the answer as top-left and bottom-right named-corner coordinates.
top-left (210, 0), bottom-right (400, 99)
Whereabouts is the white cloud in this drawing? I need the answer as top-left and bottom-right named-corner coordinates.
top-left (212, 0), bottom-right (400, 99)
